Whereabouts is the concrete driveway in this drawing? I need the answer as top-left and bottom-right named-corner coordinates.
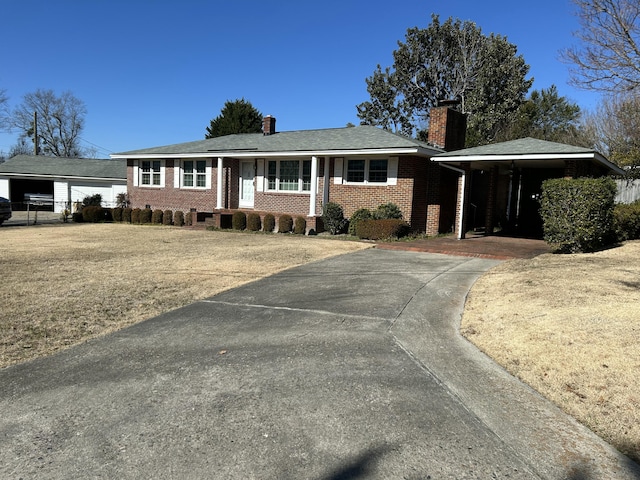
top-left (1, 249), bottom-right (637, 479)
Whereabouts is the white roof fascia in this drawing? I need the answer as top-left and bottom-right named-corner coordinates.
top-left (0, 172), bottom-right (126, 182)
top-left (434, 151), bottom-right (625, 175)
top-left (112, 147), bottom-right (438, 160)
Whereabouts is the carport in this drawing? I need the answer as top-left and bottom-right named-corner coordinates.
top-left (433, 137), bottom-right (625, 239)
top-left (0, 155), bottom-right (127, 212)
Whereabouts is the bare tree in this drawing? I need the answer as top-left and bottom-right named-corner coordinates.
top-left (563, 0), bottom-right (640, 92)
top-left (9, 89), bottom-right (87, 157)
top-left (582, 92), bottom-right (640, 167)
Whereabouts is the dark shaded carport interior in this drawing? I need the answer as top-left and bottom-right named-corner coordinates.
top-left (9, 178), bottom-right (54, 211)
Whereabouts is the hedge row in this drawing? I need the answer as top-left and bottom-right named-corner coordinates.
top-left (75, 207), bottom-right (187, 226)
top-left (229, 211), bottom-right (306, 234)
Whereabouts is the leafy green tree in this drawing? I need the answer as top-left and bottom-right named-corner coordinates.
top-left (498, 85), bottom-right (583, 144)
top-left (356, 15), bottom-right (533, 145)
top-left (205, 98), bottom-right (263, 138)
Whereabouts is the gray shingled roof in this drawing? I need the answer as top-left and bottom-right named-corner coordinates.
top-left (114, 125), bottom-right (439, 156)
top-left (433, 137), bottom-right (595, 157)
top-left (0, 155), bottom-right (126, 179)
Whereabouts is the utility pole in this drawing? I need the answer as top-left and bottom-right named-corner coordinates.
top-left (33, 111), bottom-right (39, 155)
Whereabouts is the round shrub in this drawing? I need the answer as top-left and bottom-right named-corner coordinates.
top-left (348, 208), bottom-right (372, 236)
top-left (247, 213), bottom-right (261, 231)
top-left (263, 213), bottom-right (275, 232)
top-left (140, 208), bottom-right (153, 224)
top-left (374, 202), bottom-right (403, 220)
top-left (294, 216), bottom-right (306, 235)
top-left (185, 211), bottom-right (193, 226)
top-left (122, 208), bottom-right (132, 223)
top-left (232, 211), bottom-right (247, 230)
top-left (278, 214), bottom-right (293, 233)
top-left (152, 209), bottom-right (163, 224)
top-left (613, 200), bottom-right (640, 241)
top-left (174, 210), bottom-right (185, 227)
top-left (322, 202), bottom-right (347, 234)
top-left (81, 206), bottom-right (105, 223)
top-left (72, 212), bottom-right (84, 223)
top-left (112, 207), bottom-right (123, 222)
top-left (131, 208), bottom-right (142, 224)
top-left (163, 209), bottom-right (173, 225)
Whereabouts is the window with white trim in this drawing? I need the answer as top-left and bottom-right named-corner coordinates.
top-left (267, 160), bottom-right (312, 192)
top-left (183, 160), bottom-right (207, 188)
top-left (141, 160), bottom-right (162, 186)
top-left (346, 159), bottom-right (388, 184)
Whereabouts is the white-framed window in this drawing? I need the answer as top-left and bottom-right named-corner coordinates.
top-left (140, 160), bottom-right (164, 187)
top-left (183, 160), bottom-right (207, 188)
top-left (346, 158), bottom-right (388, 184)
top-left (266, 159), bottom-right (312, 192)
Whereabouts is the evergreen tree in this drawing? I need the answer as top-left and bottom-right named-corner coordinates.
top-left (205, 98), bottom-right (263, 138)
top-left (356, 15), bottom-right (532, 146)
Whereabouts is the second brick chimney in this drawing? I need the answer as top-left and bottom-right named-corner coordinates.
top-left (263, 115), bottom-right (276, 135)
top-left (428, 101), bottom-right (467, 151)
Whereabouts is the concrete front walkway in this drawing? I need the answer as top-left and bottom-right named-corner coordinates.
top-left (376, 233), bottom-right (551, 260)
top-left (0, 249), bottom-right (637, 479)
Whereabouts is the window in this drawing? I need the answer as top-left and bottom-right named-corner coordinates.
top-left (266, 160), bottom-right (312, 192)
top-left (346, 159), bottom-right (388, 184)
top-left (183, 160), bottom-right (207, 188)
top-left (141, 160), bottom-right (161, 186)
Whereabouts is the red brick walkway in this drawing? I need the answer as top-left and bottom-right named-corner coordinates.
top-left (375, 234), bottom-right (551, 260)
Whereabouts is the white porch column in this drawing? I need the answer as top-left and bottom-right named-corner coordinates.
top-left (216, 157), bottom-right (223, 209)
top-left (309, 156), bottom-right (318, 217)
top-left (323, 157), bottom-right (330, 205)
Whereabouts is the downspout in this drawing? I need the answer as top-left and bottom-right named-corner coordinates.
top-left (440, 163), bottom-right (467, 240)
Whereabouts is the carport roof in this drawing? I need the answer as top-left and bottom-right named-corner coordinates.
top-left (433, 137), bottom-right (625, 175)
top-left (0, 155), bottom-right (126, 180)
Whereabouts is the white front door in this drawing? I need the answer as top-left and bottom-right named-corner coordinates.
top-left (239, 161), bottom-right (255, 208)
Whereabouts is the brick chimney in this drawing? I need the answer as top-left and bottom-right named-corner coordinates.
top-left (263, 115), bottom-right (276, 135)
top-left (428, 101), bottom-right (467, 151)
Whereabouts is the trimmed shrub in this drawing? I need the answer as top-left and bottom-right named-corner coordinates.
top-left (163, 210), bottom-right (173, 225)
top-left (174, 210), bottom-right (185, 227)
top-left (540, 177), bottom-right (617, 253)
top-left (232, 211), bottom-right (247, 230)
top-left (122, 208), bottom-right (132, 223)
top-left (348, 208), bottom-right (372, 236)
top-left (263, 213), bottom-right (275, 232)
top-left (294, 216), bottom-right (306, 234)
top-left (152, 209), bottom-right (163, 224)
top-left (355, 219), bottom-right (410, 240)
top-left (374, 202), bottom-right (403, 220)
top-left (81, 206), bottom-right (105, 223)
top-left (112, 207), bottom-right (123, 222)
top-left (613, 200), bottom-right (640, 241)
top-left (131, 208), bottom-right (142, 224)
top-left (278, 214), bottom-right (293, 233)
top-left (140, 208), bottom-right (153, 224)
top-left (82, 194), bottom-right (102, 207)
top-left (247, 213), bottom-right (261, 231)
top-left (185, 211), bottom-right (193, 226)
top-left (322, 202), bottom-right (347, 235)
top-left (72, 212), bottom-right (84, 223)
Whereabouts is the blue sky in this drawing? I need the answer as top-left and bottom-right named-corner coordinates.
top-left (1, 0), bottom-right (598, 157)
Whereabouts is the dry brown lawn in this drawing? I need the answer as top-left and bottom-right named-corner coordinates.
top-left (461, 240), bottom-right (640, 463)
top-left (0, 223), bottom-right (369, 368)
